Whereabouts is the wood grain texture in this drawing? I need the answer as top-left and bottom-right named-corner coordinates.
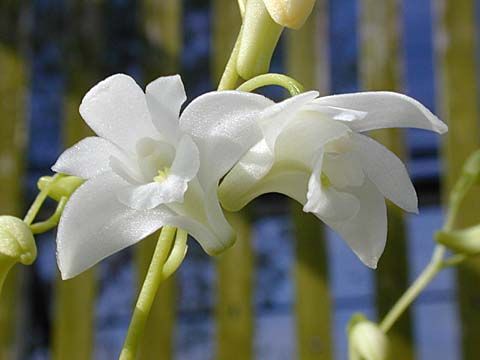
top-left (359, 0), bottom-right (414, 358)
top-left (434, 0), bottom-right (480, 358)
top-left (0, 37), bottom-right (27, 360)
top-left (52, 2), bottom-right (102, 358)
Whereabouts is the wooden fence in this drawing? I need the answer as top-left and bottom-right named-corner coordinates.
top-left (0, 0), bottom-right (479, 359)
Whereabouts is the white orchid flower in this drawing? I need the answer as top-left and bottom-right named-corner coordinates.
top-left (53, 74), bottom-right (272, 279)
top-left (219, 91), bottom-right (447, 268)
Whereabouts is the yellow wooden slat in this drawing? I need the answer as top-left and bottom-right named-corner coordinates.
top-left (134, 1), bottom-right (182, 359)
top-left (434, 1), bottom-right (480, 358)
top-left (359, 0), bottom-right (414, 358)
top-left (0, 43), bottom-right (27, 359)
top-left (52, 2), bottom-right (101, 359)
top-left (285, 3), bottom-right (334, 359)
top-left (215, 212), bottom-right (254, 360)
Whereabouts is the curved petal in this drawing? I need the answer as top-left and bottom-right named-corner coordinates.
top-left (56, 172), bottom-right (168, 279)
top-left (167, 178), bottom-right (235, 254)
top-left (52, 137), bottom-right (125, 179)
top-left (321, 179), bottom-right (387, 269)
top-left (351, 133), bottom-right (418, 213)
top-left (79, 74), bottom-right (159, 153)
top-left (146, 75), bottom-right (186, 143)
top-left (180, 90), bottom-right (273, 187)
top-left (170, 135), bottom-right (200, 182)
top-left (323, 151), bottom-right (365, 189)
top-left (259, 91), bottom-right (319, 150)
top-left (220, 160), bottom-right (310, 211)
top-left (304, 152), bottom-right (360, 221)
top-left (311, 91), bottom-right (448, 134)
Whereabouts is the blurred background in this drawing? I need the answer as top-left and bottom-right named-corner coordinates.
top-left (1, 0), bottom-right (479, 359)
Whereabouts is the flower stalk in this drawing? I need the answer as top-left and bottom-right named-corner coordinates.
top-left (119, 226), bottom-right (187, 360)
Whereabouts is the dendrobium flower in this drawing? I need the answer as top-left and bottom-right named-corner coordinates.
top-left (219, 91), bottom-right (447, 268)
top-left (53, 74), bottom-right (270, 279)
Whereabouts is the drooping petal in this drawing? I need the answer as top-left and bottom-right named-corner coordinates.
top-left (145, 75), bottom-right (186, 143)
top-left (56, 172), bottom-right (167, 279)
top-left (351, 133), bottom-right (418, 213)
top-left (311, 91), bottom-right (448, 134)
top-left (321, 179), bottom-right (387, 269)
top-left (79, 74), bottom-right (159, 153)
top-left (304, 152), bottom-right (360, 221)
top-left (52, 137), bottom-right (125, 179)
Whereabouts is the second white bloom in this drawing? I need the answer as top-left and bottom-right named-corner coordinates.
top-left (219, 91), bottom-right (447, 268)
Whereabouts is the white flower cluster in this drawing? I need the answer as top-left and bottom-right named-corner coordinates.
top-left (53, 74), bottom-right (447, 279)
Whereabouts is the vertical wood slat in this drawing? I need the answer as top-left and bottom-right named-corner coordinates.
top-left (52, 2), bottom-right (101, 359)
top-left (359, 0), bottom-right (414, 358)
top-left (0, 14), bottom-right (27, 358)
top-left (285, 4), bottom-right (334, 359)
top-left (216, 212), bottom-right (254, 360)
top-left (212, 3), bottom-right (254, 359)
top-left (135, 1), bottom-right (182, 358)
top-left (434, 1), bottom-right (480, 359)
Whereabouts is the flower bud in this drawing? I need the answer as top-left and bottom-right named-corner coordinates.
top-left (263, 0), bottom-right (316, 29)
top-left (348, 314), bottom-right (389, 360)
top-left (436, 225), bottom-right (480, 256)
top-left (237, 0), bottom-right (283, 79)
top-left (37, 175), bottom-right (84, 202)
top-left (0, 216), bottom-right (37, 293)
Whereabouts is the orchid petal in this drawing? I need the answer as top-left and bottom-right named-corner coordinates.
top-left (312, 91), bottom-right (448, 134)
top-left (260, 91), bottom-right (319, 150)
top-left (56, 172), bottom-right (166, 279)
top-left (323, 179), bottom-right (387, 269)
top-left (275, 112), bottom-right (351, 166)
top-left (146, 75), bottom-right (186, 143)
top-left (79, 74), bottom-right (159, 152)
top-left (351, 133), bottom-right (418, 213)
top-left (170, 135), bottom-right (200, 182)
top-left (304, 152), bottom-right (360, 221)
top-left (220, 161), bottom-right (310, 211)
top-left (52, 137), bottom-right (125, 179)
top-left (180, 90), bottom-right (272, 187)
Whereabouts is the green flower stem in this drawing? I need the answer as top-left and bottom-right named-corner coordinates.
top-left (30, 196), bottom-right (68, 234)
top-left (218, 29), bottom-right (242, 91)
top-left (379, 245), bottom-right (446, 333)
top-left (23, 173), bottom-right (64, 226)
top-left (379, 185), bottom-right (465, 333)
top-left (120, 226), bottom-right (183, 360)
top-left (236, 73), bottom-right (305, 96)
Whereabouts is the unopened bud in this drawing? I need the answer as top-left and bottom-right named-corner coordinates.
top-left (0, 216), bottom-right (37, 294)
top-left (436, 225), bottom-right (480, 256)
top-left (263, 0), bottom-right (316, 29)
top-left (348, 314), bottom-right (389, 360)
top-left (237, 0), bottom-right (283, 79)
top-left (37, 175), bottom-right (84, 202)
